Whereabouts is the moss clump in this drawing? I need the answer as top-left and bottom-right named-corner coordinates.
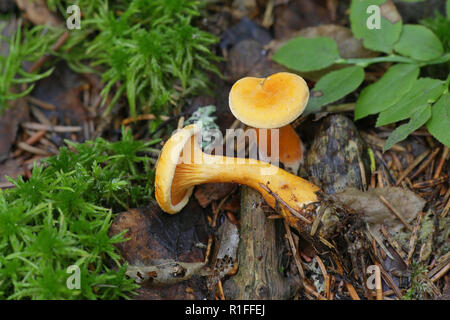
top-left (0, 128), bottom-right (159, 299)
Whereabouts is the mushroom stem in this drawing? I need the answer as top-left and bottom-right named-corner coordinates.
top-left (170, 134), bottom-right (319, 213)
top-left (255, 124), bottom-right (303, 174)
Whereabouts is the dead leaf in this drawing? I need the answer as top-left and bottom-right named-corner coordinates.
top-left (194, 182), bottom-right (237, 208)
top-left (273, 0), bottom-right (332, 39)
top-left (0, 98), bottom-right (29, 162)
top-left (0, 158), bottom-right (24, 183)
top-left (380, 0), bottom-right (402, 24)
top-left (109, 201), bottom-right (209, 265)
top-left (335, 187), bottom-right (426, 238)
top-left (109, 201), bottom-right (211, 299)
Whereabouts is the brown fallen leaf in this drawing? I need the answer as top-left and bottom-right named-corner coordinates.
top-left (335, 187), bottom-right (426, 239)
top-left (0, 98), bottom-right (29, 163)
top-left (194, 182), bottom-right (237, 208)
top-left (109, 200), bottom-right (210, 299)
top-left (0, 158), bottom-right (24, 184)
top-left (15, 0), bottom-right (62, 26)
top-left (273, 0), bottom-right (332, 39)
top-left (109, 201), bottom-right (209, 266)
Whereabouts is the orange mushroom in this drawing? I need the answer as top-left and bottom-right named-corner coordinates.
top-left (155, 125), bottom-right (320, 228)
top-left (229, 72), bottom-right (309, 173)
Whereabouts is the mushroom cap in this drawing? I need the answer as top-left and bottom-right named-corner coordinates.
top-left (155, 124), bottom-right (200, 214)
top-left (229, 72), bottom-right (309, 129)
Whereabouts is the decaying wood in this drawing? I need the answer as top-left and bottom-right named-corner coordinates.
top-left (223, 187), bottom-right (293, 299)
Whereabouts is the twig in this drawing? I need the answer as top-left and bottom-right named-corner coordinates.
top-left (258, 183), bottom-right (313, 224)
top-left (360, 132), bottom-right (406, 153)
top-left (379, 266), bottom-right (403, 299)
top-left (17, 142), bottom-right (50, 156)
top-left (378, 196), bottom-right (413, 232)
top-left (395, 149), bottom-right (430, 186)
top-left (27, 96), bottom-right (56, 110)
top-left (29, 32), bottom-right (70, 73)
top-left (122, 114), bottom-right (170, 126)
top-left (203, 235), bottom-right (214, 265)
top-left (22, 122), bottom-right (82, 133)
top-left (380, 225), bottom-right (408, 262)
top-left (407, 212), bottom-right (424, 266)
top-left (30, 106), bottom-right (52, 126)
top-left (442, 196), bottom-right (450, 218)
top-left (217, 279), bottom-right (226, 300)
top-left (14, 129), bottom-right (47, 157)
top-left (283, 220), bottom-right (305, 279)
top-left (314, 255), bottom-right (330, 299)
top-left (262, 0), bottom-right (274, 28)
top-left (412, 175), bottom-right (448, 189)
top-left (427, 253), bottom-right (450, 281)
top-left (303, 281), bottom-right (327, 300)
top-left (434, 147), bottom-right (449, 179)
top-left (430, 263), bottom-right (450, 283)
top-left (0, 182), bottom-right (16, 189)
top-left (410, 147), bottom-right (441, 179)
top-left (345, 283), bottom-right (360, 300)
top-left (310, 204), bottom-right (325, 236)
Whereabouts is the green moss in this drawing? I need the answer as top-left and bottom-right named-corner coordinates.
top-left (50, 0), bottom-right (220, 117)
top-left (0, 128), bottom-right (160, 299)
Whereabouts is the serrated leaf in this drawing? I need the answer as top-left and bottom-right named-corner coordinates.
top-left (383, 105), bottom-right (431, 151)
top-left (394, 25), bottom-right (444, 61)
top-left (427, 93), bottom-right (450, 147)
top-left (350, 0), bottom-right (402, 53)
top-left (272, 37), bottom-right (340, 72)
top-left (305, 66), bottom-right (365, 114)
top-left (376, 78), bottom-right (445, 126)
top-left (355, 64), bottom-right (419, 120)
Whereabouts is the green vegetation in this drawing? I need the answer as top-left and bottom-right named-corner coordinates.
top-left (0, 22), bottom-right (57, 114)
top-left (273, 0), bottom-right (450, 151)
top-left (0, 128), bottom-right (160, 299)
top-left (403, 263), bottom-right (429, 300)
top-left (1, 0), bottom-right (220, 117)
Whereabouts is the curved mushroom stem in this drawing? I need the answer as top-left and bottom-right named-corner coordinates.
top-left (171, 136), bottom-right (319, 215)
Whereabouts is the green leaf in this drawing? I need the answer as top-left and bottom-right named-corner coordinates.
top-left (305, 66), bottom-right (365, 114)
top-left (427, 93), bottom-right (450, 147)
top-left (350, 0), bottom-right (402, 53)
top-left (447, 0), bottom-right (450, 19)
top-left (273, 37), bottom-right (340, 72)
top-left (394, 25), bottom-right (444, 61)
top-left (384, 105), bottom-right (431, 151)
top-left (355, 64), bottom-right (419, 120)
top-left (376, 78), bottom-right (445, 126)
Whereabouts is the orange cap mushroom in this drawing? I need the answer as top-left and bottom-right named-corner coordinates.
top-left (155, 125), bottom-right (319, 229)
top-left (229, 72), bottom-right (309, 173)
top-left (229, 72), bottom-right (309, 129)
